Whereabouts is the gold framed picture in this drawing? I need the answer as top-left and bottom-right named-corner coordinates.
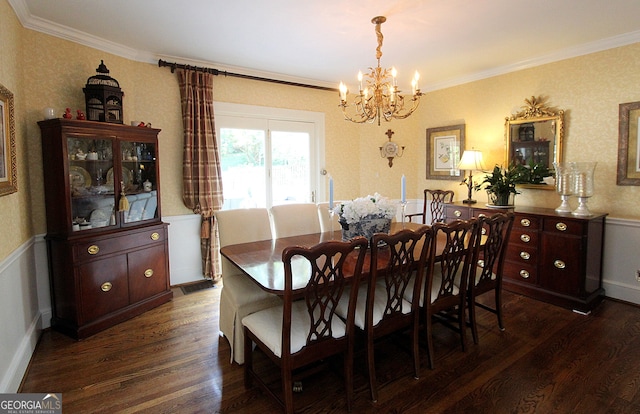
top-left (617, 101), bottom-right (640, 185)
top-left (0, 83), bottom-right (17, 196)
top-left (426, 124), bottom-right (465, 180)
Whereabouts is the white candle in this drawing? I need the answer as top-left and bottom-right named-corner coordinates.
top-left (329, 176), bottom-right (334, 209)
top-left (401, 175), bottom-right (406, 203)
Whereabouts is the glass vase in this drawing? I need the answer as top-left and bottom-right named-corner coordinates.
top-left (571, 162), bottom-right (597, 216)
top-left (553, 162), bottom-right (575, 213)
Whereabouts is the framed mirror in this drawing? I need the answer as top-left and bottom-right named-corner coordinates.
top-left (505, 96), bottom-right (564, 190)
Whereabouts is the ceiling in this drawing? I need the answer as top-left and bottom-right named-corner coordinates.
top-left (10, 0), bottom-right (640, 91)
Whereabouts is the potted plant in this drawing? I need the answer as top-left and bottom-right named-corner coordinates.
top-left (475, 164), bottom-right (527, 206)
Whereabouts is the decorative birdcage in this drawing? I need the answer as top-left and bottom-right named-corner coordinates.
top-left (83, 60), bottom-right (123, 123)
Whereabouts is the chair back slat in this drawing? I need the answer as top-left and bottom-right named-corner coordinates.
top-left (432, 219), bottom-right (479, 300)
top-left (372, 228), bottom-right (432, 319)
top-left (282, 237), bottom-right (368, 352)
top-left (427, 189), bottom-right (455, 224)
top-left (473, 212), bottom-right (515, 290)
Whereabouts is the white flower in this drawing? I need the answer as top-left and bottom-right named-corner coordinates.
top-left (333, 193), bottom-right (397, 224)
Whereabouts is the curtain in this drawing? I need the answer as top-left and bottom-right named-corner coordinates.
top-left (177, 69), bottom-right (224, 282)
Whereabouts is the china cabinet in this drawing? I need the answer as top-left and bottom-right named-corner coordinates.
top-left (444, 202), bottom-right (606, 313)
top-left (38, 118), bottom-right (172, 339)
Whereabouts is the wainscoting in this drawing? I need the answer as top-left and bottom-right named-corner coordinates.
top-left (2, 208), bottom-right (639, 392)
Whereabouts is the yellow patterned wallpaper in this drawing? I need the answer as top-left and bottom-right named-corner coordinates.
top-left (3, 0), bottom-right (640, 264)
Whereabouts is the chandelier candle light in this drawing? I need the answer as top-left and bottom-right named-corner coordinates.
top-left (339, 16), bottom-right (422, 125)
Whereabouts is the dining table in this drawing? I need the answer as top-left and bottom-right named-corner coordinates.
top-left (220, 222), bottom-right (434, 294)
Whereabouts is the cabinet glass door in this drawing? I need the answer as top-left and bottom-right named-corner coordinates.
top-left (67, 135), bottom-right (116, 231)
top-left (120, 141), bottom-right (158, 224)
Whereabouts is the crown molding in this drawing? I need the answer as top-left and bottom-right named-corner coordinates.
top-left (426, 30), bottom-right (640, 92)
top-left (10, 0), bottom-right (640, 93)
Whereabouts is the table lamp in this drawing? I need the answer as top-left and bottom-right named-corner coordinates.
top-left (457, 149), bottom-right (485, 204)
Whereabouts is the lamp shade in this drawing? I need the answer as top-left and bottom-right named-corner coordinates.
top-left (457, 150), bottom-right (485, 171)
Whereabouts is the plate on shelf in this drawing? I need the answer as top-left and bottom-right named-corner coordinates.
top-left (69, 166), bottom-right (91, 188)
top-left (90, 209), bottom-right (109, 228)
top-left (106, 167), bottom-right (134, 189)
top-left (485, 204), bottom-right (515, 209)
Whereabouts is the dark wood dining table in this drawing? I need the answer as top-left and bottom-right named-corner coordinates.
top-left (220, 222), bottom-right (430, 294)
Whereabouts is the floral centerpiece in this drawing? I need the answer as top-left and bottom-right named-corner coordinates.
top-left (333, 193), bottom-right (397, 241)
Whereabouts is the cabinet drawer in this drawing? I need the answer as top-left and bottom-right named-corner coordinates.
top-left (445, 205), bottom-right (470, 221)
top-left (509, 228), bottom-right (539, 247)
top-left (506, 243), bottom-right (538, 264)
top-left (513, 214), bottom-right (540, 231)
top-left (73, 227), bottom-right (166, 261)
top-left (542, 218), bottom-right (584, 236)
top-left (78, 255), bottom-right (129, 324)
top-left (504, 260), bottom-right (538, 284)
top-left (128, 244), bottom-right (169, 303)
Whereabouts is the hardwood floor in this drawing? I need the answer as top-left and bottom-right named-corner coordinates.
top-left (20, 285), bottom-right (640, 413)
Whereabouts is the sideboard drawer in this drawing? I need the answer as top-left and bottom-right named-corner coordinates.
top-left (542, 218), bottom-right (584, 236)
top-left (507, 243), bottom-right (538, 264)
top-left (445, 204), bottom-right (470, 221)
top-left (504, 260), bottom-right (538, 284)
top-left (513, 214), bottom-right (541, 231)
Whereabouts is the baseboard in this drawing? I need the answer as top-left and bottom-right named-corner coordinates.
top-left (1, 311), bottom-right (42, 392)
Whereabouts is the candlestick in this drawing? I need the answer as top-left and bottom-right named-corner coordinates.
top-left (329, 176), bottom-right (334, 209)
top-left (401, 175), bottom-right (406, 203)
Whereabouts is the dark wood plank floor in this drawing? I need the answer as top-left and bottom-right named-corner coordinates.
top-left (20, 285), bottom-right (640, 413)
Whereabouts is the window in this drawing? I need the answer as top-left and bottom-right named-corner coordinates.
top-left (214, 102), bottom-right (325, 210)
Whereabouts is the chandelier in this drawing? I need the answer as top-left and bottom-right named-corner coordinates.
top-left (339, 16), bottom-right (422, 126)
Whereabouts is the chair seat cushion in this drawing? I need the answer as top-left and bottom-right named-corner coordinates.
top-left (242, 300), bottom-right (347, 357)
top-left (404, 269), bottom-right (460, 306)
top-left (337, 282), bottom-right (412, 330)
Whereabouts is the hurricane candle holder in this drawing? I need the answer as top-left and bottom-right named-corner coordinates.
top-left (571, 162), bottom-right (597, 216)
top-left (553, 162), bottom-right (574, 213)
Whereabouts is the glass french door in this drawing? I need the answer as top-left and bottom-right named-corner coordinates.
top-left (217, 115), bottom-right (316, 209)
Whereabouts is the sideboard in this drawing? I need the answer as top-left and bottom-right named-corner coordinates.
top-left (444, 202), bottom-right (607, 313)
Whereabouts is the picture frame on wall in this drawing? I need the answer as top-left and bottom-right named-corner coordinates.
top-left (426, 124), bottom-right (465, 180)
top-left (617, 101), bottom-right (640, 185)
top-left (0, 83), bottom-right (17, 196)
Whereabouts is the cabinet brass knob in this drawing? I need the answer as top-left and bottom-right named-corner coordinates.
top-left (520, 234), bottom-right (531, 243)
top-left (87, 245), bottom-right (100, 255)
top-left (556, 222), bottom-right (567, 231)
top-left (150, 232), bottom-right (160, 241)
top-left (454, 210), bottom-right (462, 217)
top-left (477, 259), bottom-right (485, 268)
top-left (520, 218), bottom-right (531, 227)
top-left (520, 251), bottom-right (531, 260)
top-left (477, 213), bottom-right (486, 218)
top-left (144, 269), bottom-right (154, 278)
top-left (519, 270), bottom-right (530, 279)
top-left (554, 260), bottom-right (566, 269)
top-left (101, 282), bottom-right (112, 292)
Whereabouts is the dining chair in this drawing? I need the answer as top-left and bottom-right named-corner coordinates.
top-left (270, 203), bottom-right (322, 238)
top-left (337, 226), bottom-right (434, 402)
top-left (467, 212), bottom-right (514, 344)
top-left (215, 208), bottom-right (282, 365)
top-left (242, 237), bottom-right (368, 414)
top-left (405, 189), bottom-right (454, 224)
top-left (409, 218), bottom-right (481, 369)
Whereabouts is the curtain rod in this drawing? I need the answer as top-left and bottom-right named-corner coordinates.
top-left (158, 59), bottom-right (336, 92)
